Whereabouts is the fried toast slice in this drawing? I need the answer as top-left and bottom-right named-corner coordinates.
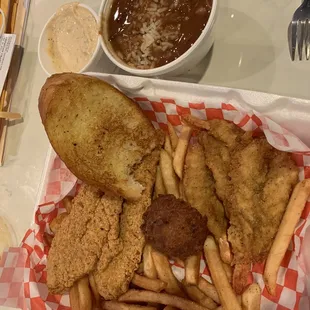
top-left (39, 73), bottom-right (163, 200)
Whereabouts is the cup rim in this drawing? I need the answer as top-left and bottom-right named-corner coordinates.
top-left (38, 2), bottom-right (101, 76)
top-left (98, 0), bottom-right (218, 75)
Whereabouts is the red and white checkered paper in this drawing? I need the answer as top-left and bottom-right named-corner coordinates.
top-left (1, 96), bottom-right (310, 310)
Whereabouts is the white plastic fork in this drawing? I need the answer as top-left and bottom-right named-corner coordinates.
top-left (288, 0), bottom-right (310, 61)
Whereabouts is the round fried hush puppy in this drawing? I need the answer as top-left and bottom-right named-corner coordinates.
top-left (141, 195), bottom-right (208, 259)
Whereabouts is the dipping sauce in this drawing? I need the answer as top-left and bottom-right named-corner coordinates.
top-left (47, 3), bottom-right (98, 72)
top-left (105, 0), bottom-right (212, 69)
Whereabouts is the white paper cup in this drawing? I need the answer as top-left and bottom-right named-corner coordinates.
top-left (98, 0), bottom-right (218, 77)
top-left (38, 3), bottom-right (103, 76)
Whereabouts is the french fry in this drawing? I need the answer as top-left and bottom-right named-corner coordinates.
top-left (143, 244), bottom-right (158, 279)
top-left (165, 135), bottom-right (173, 157)
top-left (70, 277), bottom-right (92, 310)
top-left (223, 262), bottom-right (232, 283)
top-left (154, 166), bottom-right (166, 198)
top-left (151, 250), bottom-right (184, 297)
top-left (182, 115), bottom-right (210, 130)
top-left (70, 282), bottom-right (81, 310)
top-left (173, 125), bottom-right (193, 179)
top-left (103, 301), bottom-right (157, 310)
top-left (197, 277), bottom-right (220, 305)
top-left (163, 307), bottom-right (178, 310)
top-left (160, 149), bottom-right (179, 198)
top-left (264, 179), bottom-right (310, 295)
top-left (204, 236), bottom-right (242, 310)
top-left (182, 282), bottom-right (218, 309)
top-left (137, 261), bottom-right (144, 275)
top-left (62, 196), bottom-right (73, 213)
top-left (237, 295), bottom-right (242, 304)
top-left (77, 277), bottom-right (92, 310)
top-left (219, 236), bottom-right (232, 265)
top-left (241, 284), bottom-right (261, 310)
top-left (179, 181), bottom-right (186, 200)
top-left (119, 289), bottom-right (209, 310)
top-left (167, 123), bottom-right (178, 150)
top-left (216, 307), bottom-right (223, 310)
top-left (132, 273), bottom-right (167, 292)
top-left (89, 273), bottom-right (100, 308)
top-left (50, 212), bottom-right (68, 234)
top-left (184, 254), bottom-right (201, 285)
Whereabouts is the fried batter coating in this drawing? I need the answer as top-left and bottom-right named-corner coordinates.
top-left (47, 185), bottom-right (123, 294)
top-left (141, 194), bottom-right (208, 260)
top-left (183, 143), bottom-right (227, 242)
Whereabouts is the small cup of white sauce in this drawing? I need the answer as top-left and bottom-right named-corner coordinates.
top-left (38, 2), bottom-right (103, 75)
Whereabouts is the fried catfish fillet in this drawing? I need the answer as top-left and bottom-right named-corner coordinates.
top-left (253, 151), bottom-right (299, 261)
top-left (94, 149), bottom-right (160, 300)
top-left (198, 121), bottom-right (251, 217)
top-left (192, 117), bottom-right (298, 293)
top-left (198, 133), bottom-right (231, 214)
top-left (47, 185), bottom-right (123, 294)
top-left (228, 139), bottom-right (274, 265)
top-left (228, 139), bottom-right (298, 293)
top-left (183, 143), bottom-right (227, 243)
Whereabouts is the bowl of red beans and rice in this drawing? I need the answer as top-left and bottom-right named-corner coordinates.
top-left (99, 0), bottom-right (218, 77)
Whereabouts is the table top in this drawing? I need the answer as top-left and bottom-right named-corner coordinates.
top-left (1, 0), bottom-right (309, 245)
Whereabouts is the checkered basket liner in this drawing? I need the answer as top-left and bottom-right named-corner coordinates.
top-left (0, 96), bottom-right (309, 310)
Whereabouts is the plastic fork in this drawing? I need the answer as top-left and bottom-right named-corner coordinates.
top-left (288, 0), bottom-right (310, 61)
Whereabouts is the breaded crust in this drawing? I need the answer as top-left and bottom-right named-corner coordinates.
top-left (47, 185), bottom-right (123, 294)
top-left (39, 73), bottom-right (162, 200)
top-left (141, 194), bottom-right (208, 260)
top-left (94, 148), bottom-right (160, 300)
top-left (184, 142), bottom-right (227, 242)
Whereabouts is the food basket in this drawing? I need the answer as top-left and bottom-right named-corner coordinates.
top-left (0, 73), bottom-right (310, 310)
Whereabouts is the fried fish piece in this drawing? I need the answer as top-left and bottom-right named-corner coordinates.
top-left (198, 124), bottom-right (251, 217)
top-left (198, 133), bottom-right (231, 214)
top-left (94, 149), bottom-right (160, 300)
top-left (183, 143), bottom-right (227, 246)
top-left (228, 139), bottom-right (298, 293)
top-left (228, 139), bottom-right (274, 265)
top-left (205, 119), bottom-right (246, 149)
top-left (47, 185), bottom-right (123, 294)
top-left (194, 118), bottom-right (298, 294)
top-left (253, 151), bottom-right (299, 261)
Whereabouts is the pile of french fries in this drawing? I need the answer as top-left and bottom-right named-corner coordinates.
top-left (44, 118), bottom-right (310, 309)
top-left (103, 242), bottom-right (254, 310)
top-left (155, 123), bottom-right (192, 200)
